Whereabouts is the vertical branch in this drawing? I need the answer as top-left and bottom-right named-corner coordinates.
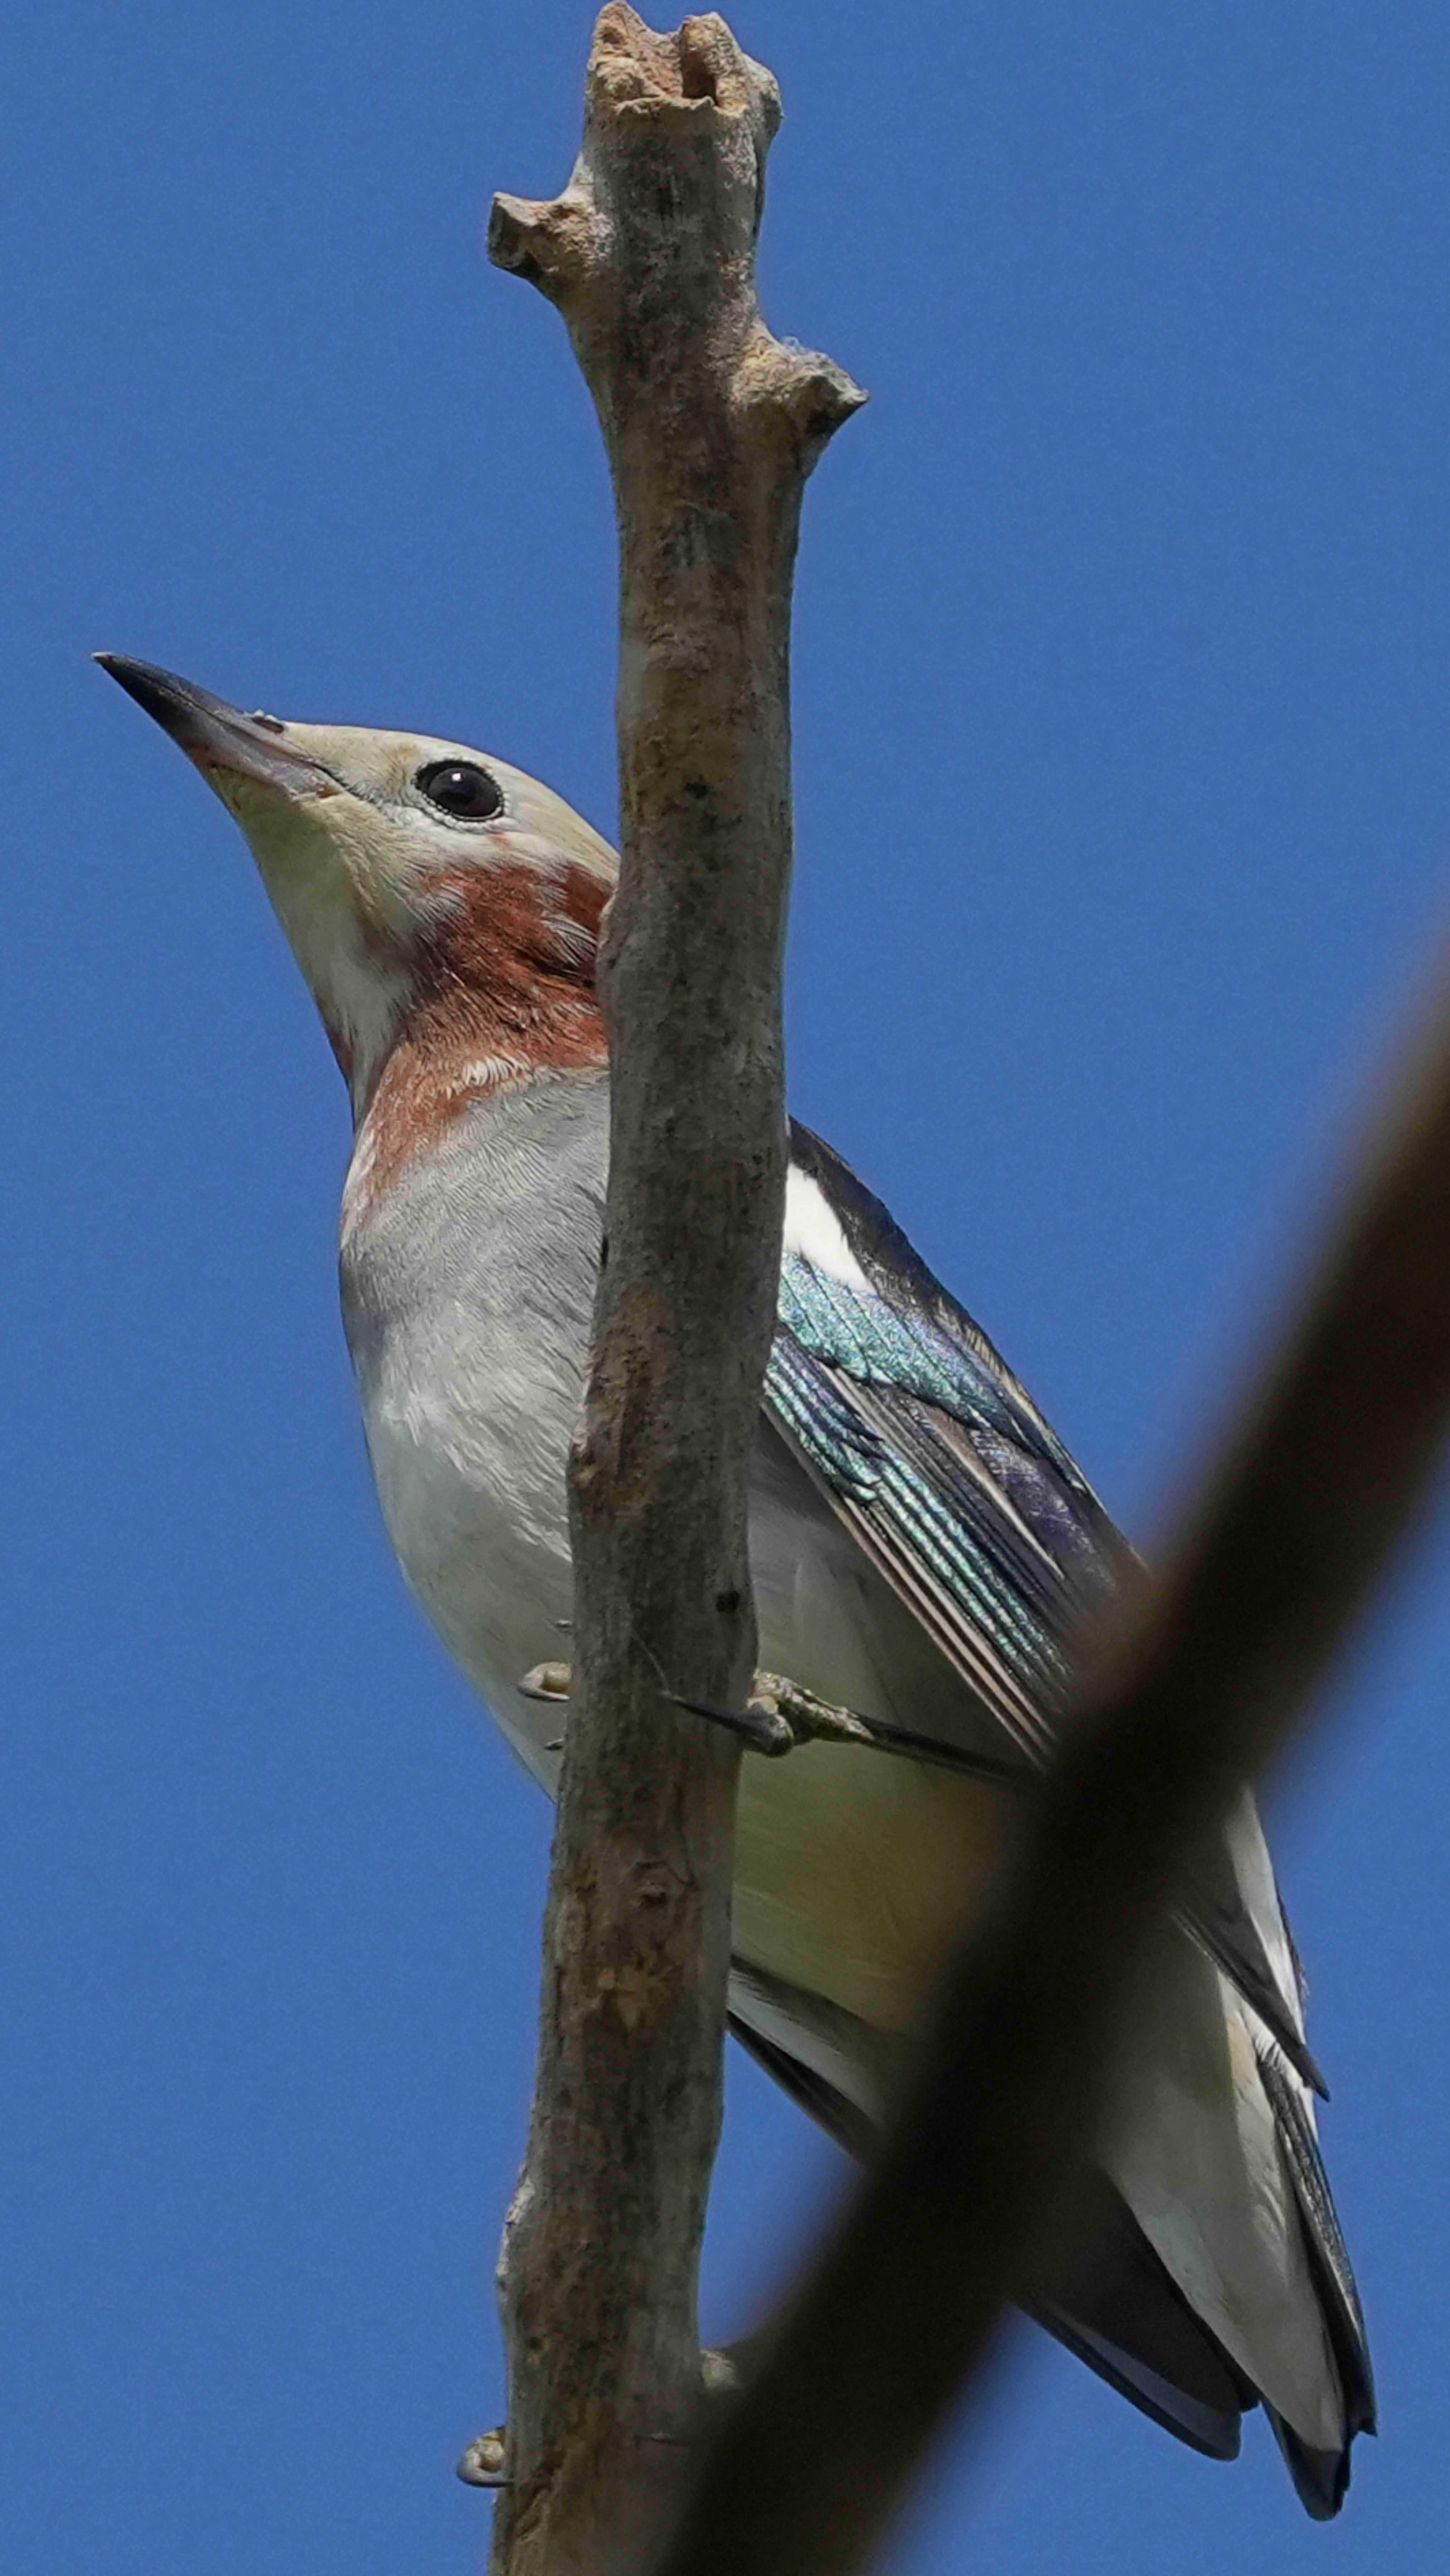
top-left (485, 14), bottom-right (862, 2574)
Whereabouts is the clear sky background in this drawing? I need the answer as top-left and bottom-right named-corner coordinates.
top-left (6, 3), bottom-right (1450, 2568)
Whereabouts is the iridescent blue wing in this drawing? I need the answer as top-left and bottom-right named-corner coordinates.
top-left (768, 1123), bottom-right (1128, 1763)
top-left (769, 1123), bottom-right (1325, 2095)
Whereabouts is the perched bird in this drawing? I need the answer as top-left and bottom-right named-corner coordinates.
top-left (101, 653), bottom-right (1373, 2516)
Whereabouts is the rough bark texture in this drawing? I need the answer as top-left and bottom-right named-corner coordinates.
top-left (485, 16), bottom-right (862, 2575)
top-left (657, 965), bottom-right (1450, 2576)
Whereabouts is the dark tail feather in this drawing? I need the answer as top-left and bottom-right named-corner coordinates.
top-left (1265, 2414), bottom-right (1350, 2521)
top-left (728, 2011), bottom-right (1374, 2513)
top-left (728, 2010), bottom-right (876, 2157)
top-left (1034, 2173), bottom-right (1256, 2463)
top-left (729, 2015), bottom-right (1254, 2467)
top-left (1256, 2049), bottom-right (1376, 2517)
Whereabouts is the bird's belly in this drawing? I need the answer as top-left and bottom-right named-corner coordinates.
top-left (358, 1346), bottom-right (577, 1784)
top-left (361, 1351), bottom-right (1010, 2106)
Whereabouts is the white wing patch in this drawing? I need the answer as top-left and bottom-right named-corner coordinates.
top-left (784, 1165), bottom-right (872, 1289)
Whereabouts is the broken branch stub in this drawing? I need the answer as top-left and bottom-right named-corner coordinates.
top-left (485, 14), bottom-right (862, 2576)
top-left (489, 8), bottom-right (862, 462)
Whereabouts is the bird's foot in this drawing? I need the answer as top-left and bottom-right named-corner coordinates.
top-left (518, 1660), bottom-right (1020, 1784)
top-left (519, 1659), bottom-right (572, 1704)
top-left (456, 2425), bottom-right (508, 2488)
top-left (518, 1658), bottom-right (858, 1756)
top-left (700, 2328), bottom-right (769, 2397)
top-left (747, 1671), bottom-right (880, 1749)
top-left (457, 2342), bottom-right (760, 2491)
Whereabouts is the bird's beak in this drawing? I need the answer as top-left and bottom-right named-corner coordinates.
top-left (95, 654), bottom-right (338, 797)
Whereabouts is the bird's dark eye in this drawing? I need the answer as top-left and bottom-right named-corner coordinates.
top-left (416, 759), bottom-right (503, 820)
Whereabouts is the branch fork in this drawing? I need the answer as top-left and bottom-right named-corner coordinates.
top-left (489, 6), bottom-right (864, 473)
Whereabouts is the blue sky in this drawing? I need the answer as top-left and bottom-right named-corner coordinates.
top-left (6, 2), bottom-right (1450, 2567)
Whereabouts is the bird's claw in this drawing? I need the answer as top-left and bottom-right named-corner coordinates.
top-left (748, 1672), bottom-right (879, 1748)
top-left (521, 1658), bottom-right (794, 1752)
top-left (519, 1659), bottom-right (572, 1703)
top-left (519, 1661), bottom-right (1020, 1784)
top-left (458, 2348), bottom-right (751, 2496)
top-left (457, 2426), bottom-right (508, 2487)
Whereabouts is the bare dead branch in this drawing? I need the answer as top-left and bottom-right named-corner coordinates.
top-left (655, 961), bottom-right (1450, 2576)
top-left (485, 13), bottom-right (861, 2573)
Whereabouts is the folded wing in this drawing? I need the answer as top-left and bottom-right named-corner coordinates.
top-left (747, 1124), bottom-right (1373, 2511)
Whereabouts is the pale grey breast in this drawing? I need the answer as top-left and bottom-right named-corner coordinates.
top-left (337, 1063), bottom-right (1020, 2065)
top-left (338, 1070), bottom-right (609, 1768)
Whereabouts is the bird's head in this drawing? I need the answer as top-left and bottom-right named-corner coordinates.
top-left (98, 656), bottom-right (616, 1122)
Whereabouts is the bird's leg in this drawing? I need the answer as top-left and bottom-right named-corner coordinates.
top-left (748, 1671), bottom-right (886, 1750)
top-left (457, 2428), bottom-right (508, 2488)
top-left (521, 1657), bottom-right (792, 1753)
top-left (519, 1659), bottom-right (572, 1703)
top-left (522, 1659), bottom-right (800, 1754)
top-left (752, 1674), bottom-right (1023, 1783)
top-left (670, 1670), bottom-right (1022, 1781)
top-left (519, 1662), bottom-right (1021, 1784)
top-left (461, 2334), bottom-right (766, 2487)
top-left (457, 2162), bottom-right (537, 2488)
top-left (699, 2326), bottom-right (772, 2400)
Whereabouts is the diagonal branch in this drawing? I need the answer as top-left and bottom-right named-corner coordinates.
top-left (655, 955), bottom-right (1450, 2576)
top-left (485, 14), bottom-right (862, 2575)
